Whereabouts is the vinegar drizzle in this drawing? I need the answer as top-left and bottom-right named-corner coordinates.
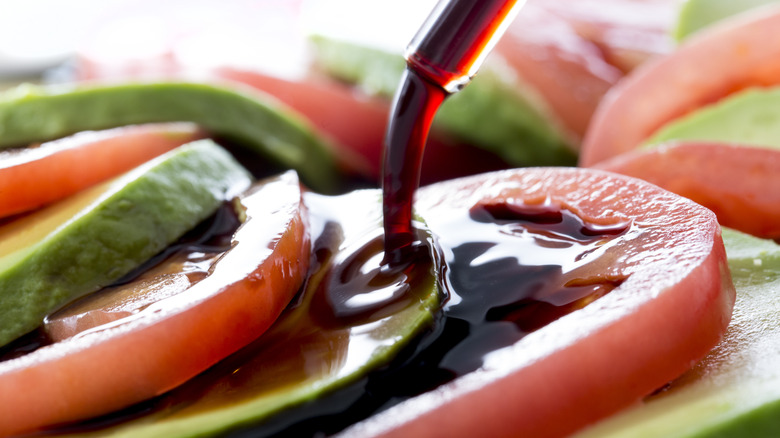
top-left (381, 0), bottom-right (523, 264)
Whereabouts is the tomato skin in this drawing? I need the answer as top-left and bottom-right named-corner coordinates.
top-left (0, 172), bottom-right (309, 437)
top-left (580, 5), bottom-right (780, 166)
top-left (0, 123), bottom-right (205, 219)
top-left (595, 141), bottom-right (780, 239)
top-left (340, 167), bottom-right (734, 438)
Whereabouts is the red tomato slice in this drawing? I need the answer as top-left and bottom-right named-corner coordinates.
top-left (214, 68), bottom-right (508, 184)
top-left (341, 167), bottom-right (734, 438)
top-left (581, 6), bottom-right (780, 166)
top-left (0, 123), bottom-right (205, 219)
top-left (595, 141), bottom-right (780, 239)
top-left (215, 69), bottom-right (383, 178)
top-left (0, 172), bottom-right (309, 437)
top-left (494, 1), bottom-right (624, 143)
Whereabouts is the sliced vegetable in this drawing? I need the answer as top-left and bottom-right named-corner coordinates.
top-left (0, 82), bottom-right (344, 192)
top-left (644, 87), bottom-right (780, 148)
top-left (0, 123), bottom-right (205, 219)
top-left (0, 171), bottom-right (308, 436)
top-left (580, 5), bottom-right (780, 166)
top-left (575, 228), bottom-right (780, 438)
top-left (673, 0), bottom-right (778, 41)
top-left (216, 68), bottom-right (510, 183)
top-left (215, 67), bottom-right (389, 179)
top-left (309, 35), bottom-right (577, 167)
top-left (39, 189), bottom-right (439, 438)
top-left (340, 167), bottom-right (734, 438)
top-left (494, 1), bottom-right (623, 142)
top-left (595, 141), bottom-right (780, 239)
top-left (0, 139), bottom-right (252, 348)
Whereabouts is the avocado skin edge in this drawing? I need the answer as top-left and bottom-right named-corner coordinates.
top-left (0, 82), bottom-right (342, 193)
top-left (0, 139), bottom-right (252, 347)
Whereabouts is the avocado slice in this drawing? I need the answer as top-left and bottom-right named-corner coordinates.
top-left (574, 228), bottom-right (780, 438)
top-left (309, 36), bottom-right (577, 167)
top-left (0, 139), bottom-right (252, 347)
top-left (644, 87), bottom-right (780, 150)
top-left (52, 189), bottom-right (440, 437)
top-left (673, 0), bottom-right (779, 42)
top-left (0, 82), bottom-right (342, 192)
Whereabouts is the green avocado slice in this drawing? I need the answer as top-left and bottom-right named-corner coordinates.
top-left (309, 36), bottom-right (577, 167)
top-left (50, 189), bottom-right (440, 438)
top-left (644, 87), bottom-right (780, 150)
top-left (0, 82), bottom-right (342, 192)
top-left (673, 0), bottom-right (779, 42)
top-left (574, 228), bottom-right (780, 438)
top-left (0, 139), bottom-right (252, 347)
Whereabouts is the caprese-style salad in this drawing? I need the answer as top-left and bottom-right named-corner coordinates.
top-left (0, 0), bottom-right (778, 437)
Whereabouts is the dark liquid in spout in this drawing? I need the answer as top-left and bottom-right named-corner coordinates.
top-left (382, 0), bottom-right (520, 263)
top-left (381, 69), bottom-right (446, 264)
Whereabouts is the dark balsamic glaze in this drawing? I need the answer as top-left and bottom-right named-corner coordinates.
top-left (381, 0), bottom-right (520, 263)
top-left (311, 232), bottom-right (434, 330)
top-left (381, 69), bottom-right (446, 264)
top-left (231, 199), bottom-right (631, 437)
top-left (430, 201), bottom-right (629, 375)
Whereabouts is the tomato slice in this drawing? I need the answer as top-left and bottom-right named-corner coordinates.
top-left (580, 5), bottom-right (780, 166)
top-left (339, 167), bottom-right (734, 438)
top-left (0, 123), bottom-right (204, 219)
top-left (0, 172), bottom-right (309, 436)
top-left (494, 1), bottom-right (623, 142)
top-left (214, 68), bottom-right (384, 178)
top-left (595, 141), bottom-right (780, 239)
top-left (214, 68), bottom-right (509, 184)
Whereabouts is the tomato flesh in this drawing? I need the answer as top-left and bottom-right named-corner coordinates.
top-left (0, 172), bottom-right (309, 436)
top-left (340, 167), bottom-right (734, 438)
top-left (581, 6), bottom-right (780, 166)
top-left (0, 123), bottom-right (205, 219)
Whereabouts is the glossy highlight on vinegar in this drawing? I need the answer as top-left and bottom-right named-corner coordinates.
top-left (430, 200), bottom-right (629, 374)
